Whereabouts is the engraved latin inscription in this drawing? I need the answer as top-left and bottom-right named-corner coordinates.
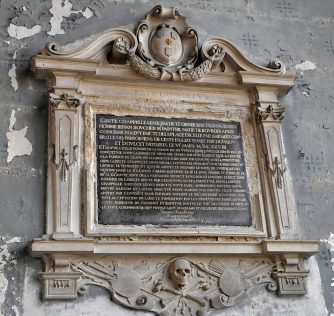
top-left (96, 115), bottom-right (251, 226)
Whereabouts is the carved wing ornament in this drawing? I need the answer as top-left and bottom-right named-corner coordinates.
top-left (49, 93), bottom-right (84, 109)
top-left (68, 257), bottom-right (278, 316)
top-left (257, 104), bottom-right (286, 122)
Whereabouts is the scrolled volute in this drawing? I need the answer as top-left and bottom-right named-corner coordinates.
top-left (267, 59), bottom-right (286, 74)
top-left (42, 29), bottom-right (137, 63)
top-left (201, 38), bottom-right (226, 71)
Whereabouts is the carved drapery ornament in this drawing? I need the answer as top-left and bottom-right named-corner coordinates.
top-left (52, 145), bottom-right (78, 183)
top-left (31, 5), bottom-right (318, 316)
top-left (268, 156), bottom-right (287, 189)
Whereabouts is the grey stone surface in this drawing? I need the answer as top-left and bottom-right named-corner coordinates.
top-left (0, 0), bottom-right (333, 315)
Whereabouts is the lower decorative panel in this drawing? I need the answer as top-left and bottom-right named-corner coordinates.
top-left (39, 254), bottom-right (310, 316)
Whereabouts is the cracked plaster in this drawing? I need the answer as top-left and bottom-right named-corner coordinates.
top-left (0, 237), bottom-right (22, 316)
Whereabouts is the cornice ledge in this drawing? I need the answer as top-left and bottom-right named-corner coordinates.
top-left (31, 238), bottom-right (265, 256)
top-left (262, 239), bottom-right (319, 257)
top-left (31, 238), bottom-right (95, 257)
top-left (238, 71), bottom-right (296, 87)
top-left (31, 238), bottom-right (318, 257)
top-left (31, 55), bottom-right (99, 78)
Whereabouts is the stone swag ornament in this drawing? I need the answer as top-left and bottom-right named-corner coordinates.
top-left (30, 4), bottom-right (319, 316)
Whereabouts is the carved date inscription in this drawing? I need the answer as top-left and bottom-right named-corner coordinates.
top-left (96, 115), bottom-right (251, 226)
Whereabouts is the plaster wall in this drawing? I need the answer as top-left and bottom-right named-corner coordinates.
top-left (0, 0), bottom-right (333, 315)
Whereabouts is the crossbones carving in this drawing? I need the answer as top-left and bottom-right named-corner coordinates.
top-left (152, 259), bottom-right (208, 309)
top-left (158, 285), bottom-right (208, 308)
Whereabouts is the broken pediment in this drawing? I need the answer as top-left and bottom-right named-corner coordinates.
top-left (30, 5), bottom-right (318, 316)
top-left (33, 5), bottom-right (288, 85)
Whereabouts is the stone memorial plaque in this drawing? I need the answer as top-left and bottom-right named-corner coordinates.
top-left (32, 7), bottom-right (318, 312)
top-left (96, 115), bottom-right (251, 226)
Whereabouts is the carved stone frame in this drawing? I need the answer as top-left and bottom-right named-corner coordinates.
top-left (83, 94), bottom-right (266, 238)
top-left (31, 6), bottom-right (318, 316)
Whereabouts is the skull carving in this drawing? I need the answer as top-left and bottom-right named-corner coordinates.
top-left (168, 258), bottom-right (192, 289)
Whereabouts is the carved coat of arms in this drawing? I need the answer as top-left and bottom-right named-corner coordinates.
top-left (114, 5), bottom-right (225, 81)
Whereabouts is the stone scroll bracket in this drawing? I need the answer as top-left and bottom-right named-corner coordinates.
top-left (47, 92), bottom-right (85, 240)
top-left (263, 240), bottom-right (318, 296)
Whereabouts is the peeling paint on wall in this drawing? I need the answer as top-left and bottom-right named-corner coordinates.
top-left (81, 8), bottom-right (95, 19)
top-left (0, 166), bottom-right (40, 177)
top-left (295, 61), bottom-right (317, 72)
top-left (0, 237), bottom-right (18, 316)
top-left (7, 23), bottom-right (41, 40)
top-left (0, 269), bottom-right (8, 315)
top-left (6, 237), bottom-right (23, 244)
top-left (48, 0), bottom-right (94, 36)
top-left (12, 305), bottom-right (19, 316)
top-left (0, 252), bottom-right (9, 316)
top-left (6, 110), bottom-right (32, 163)
top-left (48, 0), bottom-right (73, 36)
top-left (8, 65), bottom-right (18, 92)
top-left (321, 234), bottom-right (334, 314)
top-left (0, 237), bottom-right (22, 316)
top-left (327, 233), bottom-right (334, 310)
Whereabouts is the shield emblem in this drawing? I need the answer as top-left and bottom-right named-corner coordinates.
top-left (149, 24), bottom-right (183, 65)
